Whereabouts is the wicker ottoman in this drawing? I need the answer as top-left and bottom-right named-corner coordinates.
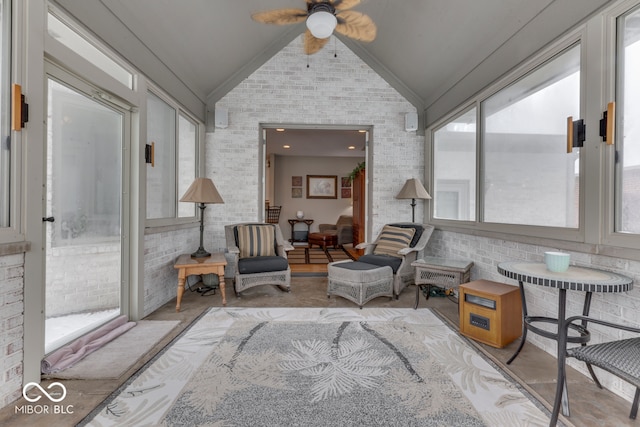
top-left (327, 260), bottom-right (394, 308)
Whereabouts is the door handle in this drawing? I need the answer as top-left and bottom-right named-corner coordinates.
top-left (42, 216), bottom-right (55, 222)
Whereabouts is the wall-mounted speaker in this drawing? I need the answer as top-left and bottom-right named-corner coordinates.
top-left (405, 112), bottom-right (418, 132)
top-left (215, 107), bottom-right (228, 128)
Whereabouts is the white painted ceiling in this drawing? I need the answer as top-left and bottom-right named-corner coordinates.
top-left (52, 0), bottom-right (612, 155)
top-left (265, 128), bottom-right (367, 157)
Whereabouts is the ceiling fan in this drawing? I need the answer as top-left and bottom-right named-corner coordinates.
top-left (252, 0), bottom-right (377, 55)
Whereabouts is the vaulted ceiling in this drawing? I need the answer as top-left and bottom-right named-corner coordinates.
top-left (53, 0), bottom-right (612, 122)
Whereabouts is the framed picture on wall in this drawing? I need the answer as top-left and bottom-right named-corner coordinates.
top-left (341, 188), bottom-right (352, 198)
top-left (307, 175), bottom-right (337, 199)
top-left (292, 187), bottom-right (302, 198)
top-left (292, 176), bottom-right (303, 187)
top-left (341, 176), bottom-right (351, 188)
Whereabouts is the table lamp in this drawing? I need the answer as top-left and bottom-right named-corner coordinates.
top-left (180, 177), bottom-right (224, 258)
top-left (396, 178), bottom-right (431, 222)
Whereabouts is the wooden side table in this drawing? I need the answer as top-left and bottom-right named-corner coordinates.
top-left (412, 256), bottom-right (474, 309)
top-left (288, 218), bottom-right (313, 242)
top-left (174, 253), bottom-right (227, 312)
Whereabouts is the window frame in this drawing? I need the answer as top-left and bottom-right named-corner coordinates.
top-left (603, 0), bottom-right (640, 250)
top-left (427, 30), bottom-right (587, 243)
top-left (144, 85), bottom-right (202, 228)
top-left (0, 0), bottom-right (24, 245)
top-left (431, 104), bottom-right (478, 225)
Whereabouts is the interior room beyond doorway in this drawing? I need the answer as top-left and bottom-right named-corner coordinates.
top-left (264, 127), bottom-right (368, 246)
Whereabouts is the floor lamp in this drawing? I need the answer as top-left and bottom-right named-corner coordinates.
top-left (180, 177), bottom-right (224, 258)
top-left (396, 178), bottom-right (431, 222)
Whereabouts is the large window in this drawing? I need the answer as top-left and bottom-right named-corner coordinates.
top-left (482, 45), bottom-right (581, 228)
top-left (431, 44), bottom-right (581, 231)
top-left (0, 0), bottom-right (10, 229)
top-left (146, 91), bottom-right (198, 221)
top-left (617, 5), bottom-right (640, 234)
top-left (433, 107), bottom-right (476, 221)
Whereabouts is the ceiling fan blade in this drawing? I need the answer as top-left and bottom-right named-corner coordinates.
top-left (331, 0), bottom-right (361, 11)
top-left (304, 30), bottom-right (330, 54)
top-left (335, 11), bottom-right (377, 42)
top-left (252, 9), bottom-right (307, 25)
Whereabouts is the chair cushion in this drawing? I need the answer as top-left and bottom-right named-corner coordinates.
top-left (332, 261), bottom-right (381, 271)
top-left (236, 224), bottom-right (276, 258)
top-left (373, 225), bottom-right (416, 257)
top-left (238, 256), bottom-right (289, 274)
top-left (388, 223), bottom-right (423, 248)
top-left (357, 254), bottom-right (403, 273)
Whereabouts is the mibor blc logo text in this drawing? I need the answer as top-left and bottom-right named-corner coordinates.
top-left (15, 382), bottom-right (74, 415)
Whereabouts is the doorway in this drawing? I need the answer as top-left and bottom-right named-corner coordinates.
top-left (43, 68), bottom-right (129, 353)
top-left (260, 125), bottom-right (370, 247)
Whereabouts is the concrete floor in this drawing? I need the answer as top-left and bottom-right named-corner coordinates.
top-left (1, 273), bottom-right (636, 427)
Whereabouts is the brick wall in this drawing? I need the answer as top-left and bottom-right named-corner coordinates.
top-left (0, 254), bottom-right (25, 407)
top-left (427, 229), bottom-right (640, 403)
top-left (143, 227), bottom-right (200, 317)
top-left (206, 35), bottom-right (424, 251)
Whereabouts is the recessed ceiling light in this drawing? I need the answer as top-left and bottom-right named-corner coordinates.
top-left (348, 146), bottom-right (356, 150)
top-left (358, 130), bottom-right (367, 133)
top-left (283, 145), bottom-right (290, 149)
top-left (276, 128), bottom-right (285, 132)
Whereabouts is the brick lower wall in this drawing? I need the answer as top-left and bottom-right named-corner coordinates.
top-left (143, 227), bottom-right (201, 317)
top-left (0, 254), bottom-right (25, 407)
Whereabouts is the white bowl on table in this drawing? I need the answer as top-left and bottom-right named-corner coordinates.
top-left (544, 251), bottom-right (570, 272)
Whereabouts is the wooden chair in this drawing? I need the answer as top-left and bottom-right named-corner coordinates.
top-left (265, 206), bottom-right (281, 224)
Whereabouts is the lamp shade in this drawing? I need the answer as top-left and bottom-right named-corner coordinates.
top-left (180, 178), bottom-right (224, 204)
top-left (396, 178), bottom-right (431, 200)
top-left (306, 10), bottom-right (337, 39)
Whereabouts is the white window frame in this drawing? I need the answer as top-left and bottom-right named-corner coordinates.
top-left (0, 0), bottom-right (22, 245)
top-left (429, 0), bottom-right (640, 253)
top-left (428, 29), bottom-right (587, 243)
top-left (602, 0), bottom-right (640, 250)
top-left (145, 85), bottom-right (203, 228)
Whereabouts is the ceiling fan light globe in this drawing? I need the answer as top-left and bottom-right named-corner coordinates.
top-left (306, 11), bottom-right (337, 39)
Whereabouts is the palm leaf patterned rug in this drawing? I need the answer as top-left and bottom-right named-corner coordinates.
top-left (81, 308), bottom-right (551, 426)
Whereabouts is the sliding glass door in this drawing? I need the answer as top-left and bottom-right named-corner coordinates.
top-left (44, 72), bottom-right (127, 353)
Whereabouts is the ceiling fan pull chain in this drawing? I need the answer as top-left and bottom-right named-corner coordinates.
top-left (334, 37), bottom-right (337, 58)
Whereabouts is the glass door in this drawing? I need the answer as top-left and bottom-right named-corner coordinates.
top-left (44, 74), bottom-right (126, 353)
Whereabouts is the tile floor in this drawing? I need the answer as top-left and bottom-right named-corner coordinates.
top-left (0, 275), bottom-right (636, 427)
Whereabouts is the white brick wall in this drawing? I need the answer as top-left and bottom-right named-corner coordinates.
top-left (428, 229), bottom-right (640, 403)
top-left (207, 35), bottom-right (425, 251)
top-left (0, 254), bottom-right (25, 407)
top-left (142, 227), bottom-right (201, 317)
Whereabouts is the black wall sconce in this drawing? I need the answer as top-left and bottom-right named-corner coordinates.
top-left (566, 117), bottom-right (585, 153)
top-left (145, 142), bottom-right (155, 166)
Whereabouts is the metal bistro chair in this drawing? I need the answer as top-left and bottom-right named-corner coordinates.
top-left (265, 206), bottom-right (281, 224)
top-left (550, 315), bottom-right (640, 426)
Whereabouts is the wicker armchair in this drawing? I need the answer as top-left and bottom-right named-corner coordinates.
top-left (224, 223), bottom-right (293, 297)
top-left (318, 215), bottom-right (353, 247)
top-left (550, 315), bottom-right (640, 426)
top-left (355, 223), bottom-right (434, 298)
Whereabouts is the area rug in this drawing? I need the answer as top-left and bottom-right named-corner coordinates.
top-left (288, 246), bottom-right (354, 264)
top-left (81, 308), bottom-right (550, 426)
top-left (43, 320), bottom-right (180, 380)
